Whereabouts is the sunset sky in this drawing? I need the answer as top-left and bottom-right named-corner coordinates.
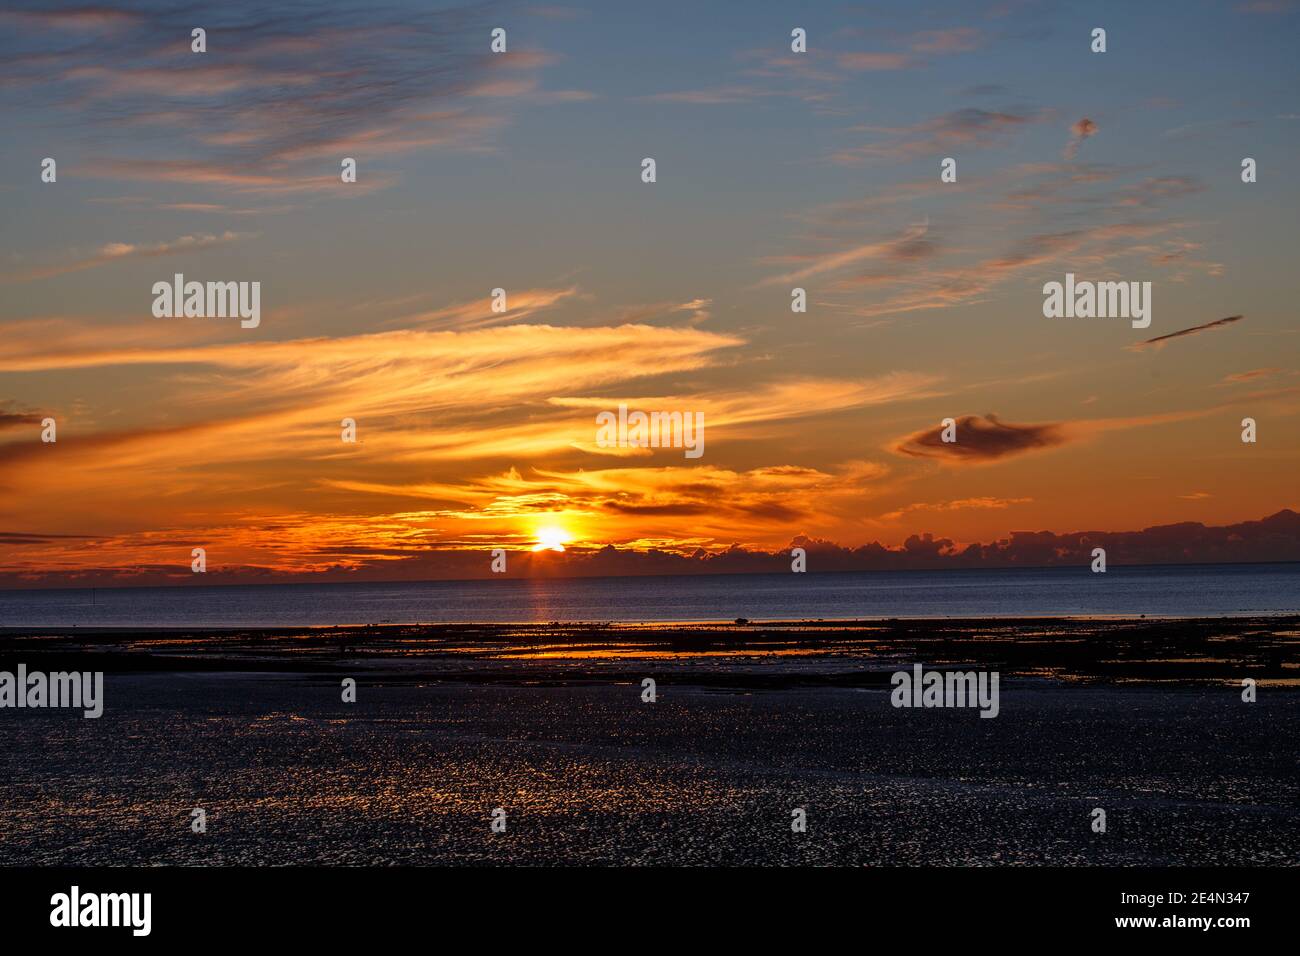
top-left (1, 0), bottom-right (1297, 586)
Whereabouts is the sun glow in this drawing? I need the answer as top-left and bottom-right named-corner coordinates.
top-left (532, 526), bottom-right (571, 552)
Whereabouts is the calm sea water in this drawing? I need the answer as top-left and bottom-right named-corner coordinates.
top-left (1, 563), bottom-right (1296, 628)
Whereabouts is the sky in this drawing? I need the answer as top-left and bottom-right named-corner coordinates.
top-left (1, 0), bottom-right (1297, 587)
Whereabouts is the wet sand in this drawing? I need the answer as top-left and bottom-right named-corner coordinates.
top-left (3, 614), bottom-right (1296, 684)
top-left (0, 617), bottom-right (1296, 865)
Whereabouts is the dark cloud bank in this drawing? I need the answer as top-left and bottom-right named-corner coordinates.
top-left (5, 510), bottom-right (1298, 589)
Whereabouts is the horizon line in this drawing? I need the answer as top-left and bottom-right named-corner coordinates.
top-left (4, 557), bottom-right (1299, 594)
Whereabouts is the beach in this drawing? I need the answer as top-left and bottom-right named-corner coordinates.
top-left (1, 617), bottom-right (1296, 866)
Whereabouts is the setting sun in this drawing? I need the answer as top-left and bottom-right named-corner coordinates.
top-left (532, 526), bottom-right (571, 552)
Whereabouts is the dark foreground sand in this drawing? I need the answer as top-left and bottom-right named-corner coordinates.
top-left (0, 617), bottom-right (1296, 865)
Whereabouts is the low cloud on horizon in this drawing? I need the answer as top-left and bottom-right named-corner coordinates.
top-left (4, 509), bottom-right (1297, 589)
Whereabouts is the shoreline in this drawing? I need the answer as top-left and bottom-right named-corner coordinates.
top-left (1, 614), bottom-right (1295, 687)
top-left (4, 609), bottom-right (1300, 633)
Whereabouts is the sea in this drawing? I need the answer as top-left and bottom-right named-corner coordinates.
top-left (1, 562), bottom-right (1297, 628)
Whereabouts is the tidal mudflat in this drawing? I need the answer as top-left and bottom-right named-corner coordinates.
top-left (0, 617), bottom-right (1295, 866)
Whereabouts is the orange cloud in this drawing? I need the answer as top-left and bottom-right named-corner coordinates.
top-left (881, 496), bottom-right (1034, 521)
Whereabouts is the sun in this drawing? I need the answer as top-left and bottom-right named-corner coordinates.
top-left (532, 526), bottom-right (570, 552)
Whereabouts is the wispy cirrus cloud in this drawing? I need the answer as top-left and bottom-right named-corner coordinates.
top-left (466, 75), bottom-right (596, 103)
top-left (0, 322), bottom-right (751, 517)
top-left (0, 7), bottom-right (138, 31)
top-left (776, 217), bottom-right (1194, 321)
top-left (1216, 367), bottom-right (1279, 385)
top-left (661, 26), bottom-right (986, 105)
top-left (1, 231), bottom-right (252, 283)
top-left (1235, 1), bottom-right (1295, 13)
top-left (553, 372), bottom-right (942, 453)
top-left (1111, 175), bottom-right (1203, 208)
top-left (759, 221), bottom-right (931, 286)
top-left (831, 106), bottom-right (1046, 163)
top-left (642, 84), bottom-right (819, 105)
top-left (880, 496), bottom-right (1033, 521)
top-left (0, 1), bottom-right (555, 198)
top-left (380, 287), bottom-right (582, 332)
top-left (835, 26), bottom-right (984, 71)
top-left (910, 28), bottom-right (984, 53)
top-left (836, 52), bottom-right (914, 71)
top-left (671, 297), bottom-right (714, 325)
top-left (774, 150), bottom-right (1219, 322)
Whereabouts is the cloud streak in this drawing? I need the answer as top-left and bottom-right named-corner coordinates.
top-left (0, 1), bottom-right (540, 198)
top-left (2, 232), bottom-right (252, 283)
top-left (831, 107), bottom-right (1045, 163)
top-left (1129, 315), bottom-right (1245, 351)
